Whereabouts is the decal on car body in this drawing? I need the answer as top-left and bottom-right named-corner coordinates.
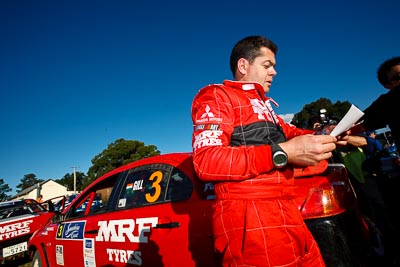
top-left (106, 248), bottom-right (142, 265)
top-left (84, 238), bottom-right (96, 267)
top-left (0, 219), bottom-right (33, 241)
top-left (96, 217), bottom-right (158, 243)
top-left (56, 221), bottom-right (86, 240)
top-left (56, 245), bottom-right (64, 265)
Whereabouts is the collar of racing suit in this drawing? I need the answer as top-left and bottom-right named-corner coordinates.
top-left (223, 80), bottom-right (279, 108)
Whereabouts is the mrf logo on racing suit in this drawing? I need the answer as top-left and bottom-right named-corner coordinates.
top-left (0, 219), bottom-right (33, 241)
top-left (193, 130), bottom-right (223, 150)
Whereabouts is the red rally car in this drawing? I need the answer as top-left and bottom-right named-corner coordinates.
top-left (0, 199), bottom-right (54, 265)
top-left (28, 153), bottom-right (379, 267)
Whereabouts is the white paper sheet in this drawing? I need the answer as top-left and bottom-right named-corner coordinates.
top-left (329, 104), bottom-right (364, 136)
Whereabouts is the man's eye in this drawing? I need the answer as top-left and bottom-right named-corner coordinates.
top-left (264, 63), bottom-right (273, 69)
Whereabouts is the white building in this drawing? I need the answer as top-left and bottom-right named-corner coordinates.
top-left (11, 179), bottom-right (75, 202)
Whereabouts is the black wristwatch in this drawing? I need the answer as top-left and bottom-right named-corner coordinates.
top-left (271, 144), bottom-right (288, 169)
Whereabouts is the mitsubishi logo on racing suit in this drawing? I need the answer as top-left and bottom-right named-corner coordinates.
top-left (200, 105), bottom-right (214, 119)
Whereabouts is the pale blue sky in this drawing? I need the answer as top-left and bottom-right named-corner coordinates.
top-left (1, 0), bottom-right (398, 194)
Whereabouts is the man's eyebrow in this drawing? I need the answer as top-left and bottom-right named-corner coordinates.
top-left (262, 59), bottom-right (275, 66)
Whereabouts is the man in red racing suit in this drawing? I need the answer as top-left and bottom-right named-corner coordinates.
top-left (191, 36), bottom-right (338, 267)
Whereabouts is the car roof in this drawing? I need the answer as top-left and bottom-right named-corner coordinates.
top-left (75, 152), bottom-right (194, 202)
top-left (99, 152), bottom-right (193, 180)
top-left (0, 199), bottom-right (36, 209)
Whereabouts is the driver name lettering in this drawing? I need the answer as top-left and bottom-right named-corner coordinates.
top-left (133, 180), bottom-right (143, 191)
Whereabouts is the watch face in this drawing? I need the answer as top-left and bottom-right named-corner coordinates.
top-left (273, 151), bottom-right (287, 167)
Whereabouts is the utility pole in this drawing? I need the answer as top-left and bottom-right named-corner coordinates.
top-left (72, 166), bottom-right (77, 194)
top-left (36, 183), bottom-right (41, 198)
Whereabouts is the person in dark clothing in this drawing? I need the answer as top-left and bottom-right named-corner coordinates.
top-left (352, 56), bottom-right (400, 267)
top-left (353, 56), bottom-right (400, 147)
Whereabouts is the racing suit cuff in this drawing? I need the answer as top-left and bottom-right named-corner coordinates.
top-left (253, 145), bottom-right (275, 173)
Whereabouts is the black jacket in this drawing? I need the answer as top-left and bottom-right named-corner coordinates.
top-left (362, 85), bottom-right (400, 146)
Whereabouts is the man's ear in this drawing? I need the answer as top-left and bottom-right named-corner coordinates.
top-left (237, 58), bottom-right (248, 75)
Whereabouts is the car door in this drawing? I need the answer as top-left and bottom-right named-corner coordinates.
top-left (87, 163), bottom-right (198, 266)
top-left (49, 174), bottom-right (116, 267)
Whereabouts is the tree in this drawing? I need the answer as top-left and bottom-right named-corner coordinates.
top-left (16, 173), bottom-right (44, 193)
top-left (84, 139), bottom-right (160, 187)
top-left (0, 179), bottom-right (12, 201)
top-left (290, 97), bottom-right (351, 129)
top-left (55, 171), bottom-right (86, 192)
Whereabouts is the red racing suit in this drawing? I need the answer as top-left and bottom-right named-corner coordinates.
top-left (191, 80), bottom-right (325, 267)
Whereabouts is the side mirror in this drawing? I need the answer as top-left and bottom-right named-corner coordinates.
top-left (52, 212), bottom-right (65, 224)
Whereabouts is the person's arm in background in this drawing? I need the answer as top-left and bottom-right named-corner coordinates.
top-left (346, 135), bottom-right (367, 147)
top-left (350, 92), bottom-right (390, 136)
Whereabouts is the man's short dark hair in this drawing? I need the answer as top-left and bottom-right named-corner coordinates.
top-left (230, 36), bottom-right (278, 77)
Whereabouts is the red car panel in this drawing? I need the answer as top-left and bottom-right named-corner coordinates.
top-left (28, 153), bottom-right (374, 267)
top-left (0, 199), bottom-right (54, 264)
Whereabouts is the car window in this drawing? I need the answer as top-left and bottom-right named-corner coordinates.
top-left (67, 175), bottom-right (116, 219)
top-left (0, 199), bottom-right (46, 219)
top-left (53, 193), bottom-right (79, 211)
top-left (166, 168), bottom-right (193, 201)
top-left (117, 163), bottom-right (193, 209)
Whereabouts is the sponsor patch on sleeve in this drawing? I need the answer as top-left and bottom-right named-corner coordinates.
top-left (195, 124), bottom-right (220, 131)
top-left (193, 130), bottom-right (223, 150)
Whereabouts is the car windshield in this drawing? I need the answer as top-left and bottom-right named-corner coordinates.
top-left (0, 199), bottom-right (46, 219)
